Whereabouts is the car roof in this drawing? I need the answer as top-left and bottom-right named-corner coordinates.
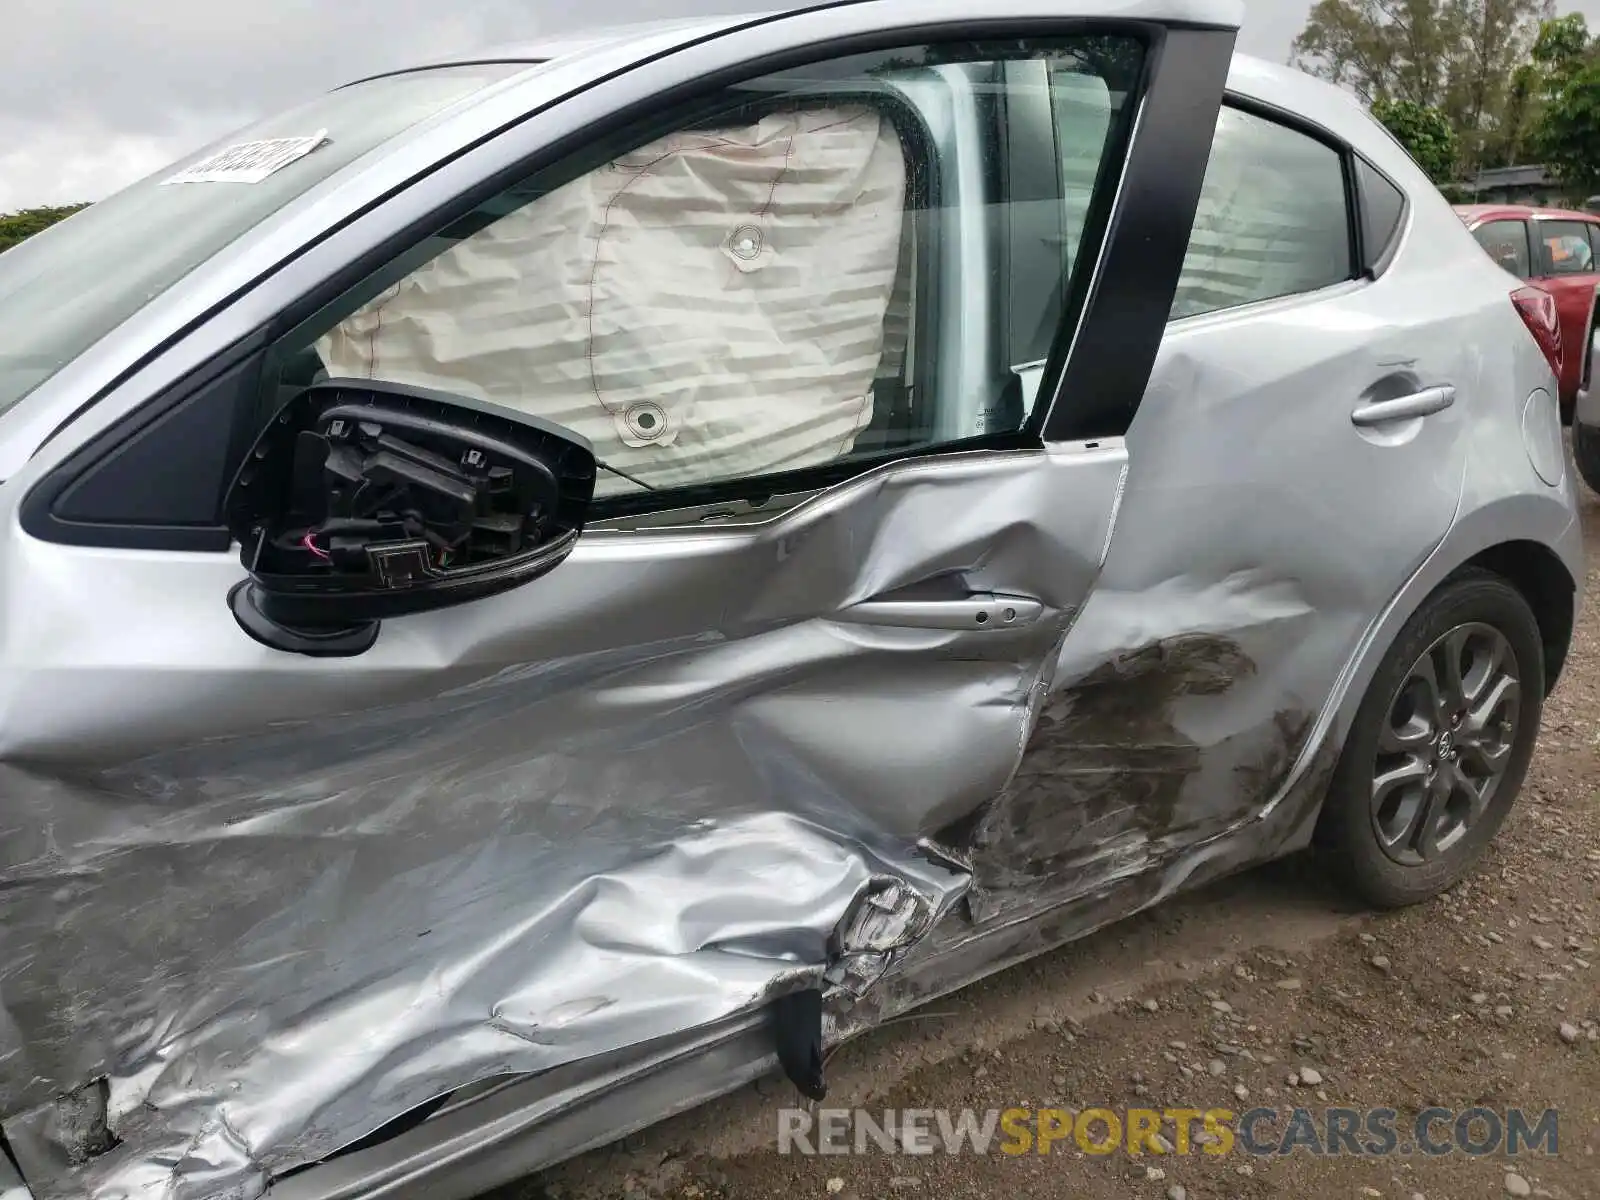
top-left (1454, 203), bottom-right (1600, 224)
top-left (364, 12), bottom-right (1380, 152)
top-left (378, 15), bottom-right (763, 74)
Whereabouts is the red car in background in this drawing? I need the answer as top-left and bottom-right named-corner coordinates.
top-left (1455, 203), bottom-right (1600, 422)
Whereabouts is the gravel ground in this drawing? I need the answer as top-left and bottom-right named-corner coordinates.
top-left (500, 472), bottom-right (1600, 1200)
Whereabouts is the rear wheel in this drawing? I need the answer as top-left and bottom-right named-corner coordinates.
top-left (1574, 421), bottom-right (1600, 496)
top-left (1318, 571), bottom-right (1543, 908)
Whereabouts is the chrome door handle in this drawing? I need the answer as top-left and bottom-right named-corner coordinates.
top-left (1351, 385), bottom-right (1456, 426)
top-left (835, 592), bottom-right (1044, 631)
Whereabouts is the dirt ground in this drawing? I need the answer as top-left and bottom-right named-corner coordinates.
top-left (505, 476), bottom-right (1600, 1200)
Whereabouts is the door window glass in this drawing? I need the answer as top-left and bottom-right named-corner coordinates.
top-left (1051, 67), bottom-right (1115, 302)
top-left (1471, 219), bottom-right (1532, 279)
top-left (265, 38), bottom-right (1145, 501)
top-left (1537, 220), bottom-right (1596, 275)
top-left (1168, 106), bottom-right (1355, 320)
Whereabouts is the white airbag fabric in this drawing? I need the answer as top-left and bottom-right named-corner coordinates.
top-left (319, 108), bottom-right (908, 493)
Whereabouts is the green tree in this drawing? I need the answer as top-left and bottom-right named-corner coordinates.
top-left (0, 204), bottom-right (89, 253)
top-left (1495, 60), bottom-right (1543, 165)
top-left (1293, 0), bottom-right (1553, 176)
top-left (1534, 34), bottom-right (1600, 193)
top-left (1530, 10), bottom-right (1593, 86)
top-left (1475, 14), bottom-right (1596, 168)
top-left (1520, 13), bottom-right (1600, 192)
top-left (1449, 0), bottom-right (1557, 170)
top-left (1371, 97), bottom-right (1460, 179)
top-left (1294, 0), bottom-right (1463, 107)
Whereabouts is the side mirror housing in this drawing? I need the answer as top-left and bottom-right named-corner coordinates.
top-left (224, 379), bottom-right (596, 656)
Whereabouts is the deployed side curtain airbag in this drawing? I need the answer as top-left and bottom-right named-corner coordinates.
top-left (319, 108), bottom-right (909, 494)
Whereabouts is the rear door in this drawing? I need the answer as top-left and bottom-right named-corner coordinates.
top-left (0, 3), bottom-right (1238, 1195)
top-left (1020, 92), bottom-right (1469, 877)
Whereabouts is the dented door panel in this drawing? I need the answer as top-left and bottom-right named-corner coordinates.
top-left (0, 447), bottom-right (1130, 1198)
top-left (930, 289), bottom-right (1473, 940)
top-left (0, 3), bottom-right (1247, 1197)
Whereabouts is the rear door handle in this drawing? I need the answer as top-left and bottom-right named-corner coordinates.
top-left (835, 592), bottom-right (1043, 631)
top-left (1350, 385), bottom-right (1456, 426)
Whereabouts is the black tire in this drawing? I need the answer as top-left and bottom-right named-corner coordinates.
top-left (1575, 421), bottom-right (1600, 497)
top-left (1318, 569), bottom-right (1544, 909)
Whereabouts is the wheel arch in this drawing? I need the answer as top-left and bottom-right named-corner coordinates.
top-left (1458, 539), bottom-right (1576, 697)
top-left (1332, 493), bottom-right (1578, 733)
top-left (1291, 493), bottom-right (1579, 855)
top-left (1303, 531), bottom-right (1575, 855)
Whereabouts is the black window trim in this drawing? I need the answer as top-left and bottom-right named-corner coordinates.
top-left (1351, 150), bottom-right (1408, 277)
top-left (22, 17), bottom-right (1237, 550)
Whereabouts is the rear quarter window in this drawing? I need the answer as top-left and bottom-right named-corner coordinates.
top-left (1354, 156), bottom-right (1405, 272)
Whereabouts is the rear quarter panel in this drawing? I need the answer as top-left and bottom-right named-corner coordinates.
top-left (1335, 209), bottom-right (1583, 736)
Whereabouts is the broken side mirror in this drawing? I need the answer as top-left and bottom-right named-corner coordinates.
top-left (223, 378), bottom-right (597, 657)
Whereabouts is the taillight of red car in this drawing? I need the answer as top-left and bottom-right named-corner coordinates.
top-left (1511, 285), bottom-right (1564, 380)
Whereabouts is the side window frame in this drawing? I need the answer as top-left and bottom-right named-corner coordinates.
top-left (1351, 151), bottom-right (1408, 277)
top-left (20, 20), bottom-right (1236, 550)
top-left (267, 45), bottom-right (1147, 521)
top-left (1167, 94), bottom-right (1364, 325)
top-left (264, 75), bottom-right (961, 515)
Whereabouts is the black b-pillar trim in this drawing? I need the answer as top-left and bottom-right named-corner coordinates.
top-left (1040, 26), bottom-right (1238, 443)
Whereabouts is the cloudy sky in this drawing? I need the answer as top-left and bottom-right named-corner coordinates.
top-left (0, 0), bottom-right (1586, 211)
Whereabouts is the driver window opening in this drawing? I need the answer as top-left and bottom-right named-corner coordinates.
top-left (264, 38), bottom-right (1142, 506)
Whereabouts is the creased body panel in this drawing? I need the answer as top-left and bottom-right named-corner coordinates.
top-left (908, 267), bottom-right (1473, 952)
top-left (0, 446), bottom-right (1124, 1200)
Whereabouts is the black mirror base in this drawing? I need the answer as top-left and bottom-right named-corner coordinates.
top-left (228, 581), bottom-right (381, 658)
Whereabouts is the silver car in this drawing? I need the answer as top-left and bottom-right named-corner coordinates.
top-left (0, 2), bottom-right (1583, 1198)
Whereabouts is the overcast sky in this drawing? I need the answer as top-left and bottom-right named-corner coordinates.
top-left (0, 0), bottom-right (1576, 212)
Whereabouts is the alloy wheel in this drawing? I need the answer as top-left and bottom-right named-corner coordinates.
top-left (1370, 622), bottom-right (1521, 866)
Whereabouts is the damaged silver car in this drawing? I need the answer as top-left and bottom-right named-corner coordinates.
top-left (0, 1), bottom-right (1584, 1197)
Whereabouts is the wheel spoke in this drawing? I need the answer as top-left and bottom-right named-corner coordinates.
top-left (1435, 627), bottom-right (1473, 715)
top-left (1459, 629), bottom-right (1505, 707)
top-left (1371, 757), bottom-right (1431, 851)
top-left (1372, 756), bottom-right (1430, 806)
top-left (1444, 760), bottom-right (1491, 825)
top-left (1411, 771), bottom-right (1452, 860)
top-left (1379, 711), bottom-right (1434, 754)
top-left (1464, 671), bottom-right (1519, 736)
top-left (1407, 651), bottom-right (1449, 728)
top-left (1458, 735), bottom-right (1512, 775)
top-left (1460, 673), bottom-right (1518, 775)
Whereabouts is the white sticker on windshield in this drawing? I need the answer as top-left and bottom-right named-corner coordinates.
top-left (162, 130), bottom-right (329, 185)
